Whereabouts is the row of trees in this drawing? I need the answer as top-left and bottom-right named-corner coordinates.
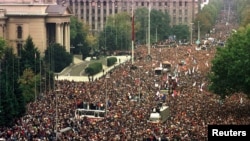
top-left (209, 0), bottom-right (250, 98)
top-left (98, 8), bottom-right (190, 53)
top-left (70, 8), bottom-right (191, 59)
top-left (236, 0), bottom-right (250, 27)
top-left (193, 0), bottom-right (223, 39)
top-left (70, 0), bottom-right (224, 58)
top-left (0, 36), bottom-right (72, 126)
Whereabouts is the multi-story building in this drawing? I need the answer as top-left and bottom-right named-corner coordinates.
top-left (60, 0), bottom-right (209, 34)
top-left (0, 0), bottom-right (72, 55)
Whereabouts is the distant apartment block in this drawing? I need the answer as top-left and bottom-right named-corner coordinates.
top-left (59, 0), bottom-right (209, 34)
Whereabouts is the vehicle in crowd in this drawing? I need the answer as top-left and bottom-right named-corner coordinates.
top-left (162, 61), bottom-right (172, 73)
top-left (148, 103), bottom-right (170, 124)
top-left (154, 67), bottom-right (163, 76)
top-left (75, 109), bottom-right (106, 121)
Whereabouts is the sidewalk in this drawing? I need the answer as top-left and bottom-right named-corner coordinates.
top-left (56, 56), bottom-right (131, 82)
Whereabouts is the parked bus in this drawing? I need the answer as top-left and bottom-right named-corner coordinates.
top-left (75, 109), bottom-right (105, 121)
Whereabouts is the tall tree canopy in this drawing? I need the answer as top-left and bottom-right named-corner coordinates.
top-left (44, 43), bottom-right (73, 73)
top-left (70, 16), bottom-right (90, 58)
top-left (194, 0), bottom-right (222, 38)
top-left (236, 0), bottom-right (250, 27)
top-left (135, 8), bottom-right (171, 44)
top-left (20, 36), bottom-right (40, 75)
top-left (209, 25), bottom-right (250, 98)
top-left (0, 39), bottom-right (26, 126)
top-left (98, 12), bottom-right (131, 53)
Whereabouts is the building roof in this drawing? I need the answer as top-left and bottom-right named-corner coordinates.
top-left (46, 5), bottom-right (72, 15)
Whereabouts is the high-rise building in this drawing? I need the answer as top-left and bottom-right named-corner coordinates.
top-left (59, 0), bottom-right (209, 34)
top-left (0, 0), bottom-right (72, 55)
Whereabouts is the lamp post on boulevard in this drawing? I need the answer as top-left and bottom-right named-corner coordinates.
top-left (138, 66), bottom-right (143, 106)
top-left (148, 0), bottom-right (151, 56)
top-left (196, 21), bottom-right (200, 45)
top-left (105, 73), bottom-right (110, 117)
top-left (190, 23), bottom-right (194, 45)
top-left (55, 89), bottom-right (62, 140)
top-left (131, 0), bottom-right (135, 64)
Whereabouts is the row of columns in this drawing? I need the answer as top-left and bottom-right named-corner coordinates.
top-left (72, 0), bottom-right (119, 31)
top-left (56, 22), bottom-right (70, 52)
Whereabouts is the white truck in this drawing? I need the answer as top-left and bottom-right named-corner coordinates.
top-left (148, 105), bottom-right (170, 124)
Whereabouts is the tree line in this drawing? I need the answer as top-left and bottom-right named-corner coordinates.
top-left (0, 36), bottom-right (72, 126)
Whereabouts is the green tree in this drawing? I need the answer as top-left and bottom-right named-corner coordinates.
top-left (20, 36), bottom-right (40, 75)
top-left (18, 68), bottom-right (36, 103)
top-left (70, 16), bottom-right (90, 58)
top-left (44, 43), bottom-right (73, 73)
top-left (135, 8), bottom-right (171, 44)
top-left (150, 9), bottom-right (171, 43)
top-left (98, 12), bottom-right (131, 54)
top-left (209, 25), bottom-right (250, 98)
top-left (194, 0), bottom-right (222, 38)
top-left (236, 0), bottom-right (250, 27)
top-left (0, 46), bottom-right (26, 126)
top-left (171, 25), bottom-right (190, 41)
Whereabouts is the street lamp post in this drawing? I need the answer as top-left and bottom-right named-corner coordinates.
top-left (190, 23), bottom-right (194, 45)
top-left (198, 21), bottom-right (200, 43)
top-left (55, 89), bottom-right (61, 141)
top-left (148, 0), bottom-right (151, 55)
top-left (105, 73), bottom-right (110, 117)
top-left (138, 66), bottom-right (143, 106)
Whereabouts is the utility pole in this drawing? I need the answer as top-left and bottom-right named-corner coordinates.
top-left (148, 0), bottom-right (151, 55)
top-left (190, 23), bottom-right (194, 44)
top-left (131, 0), bottom-right (134, 64)
top-left (198, 21), bottom-right (200, 43)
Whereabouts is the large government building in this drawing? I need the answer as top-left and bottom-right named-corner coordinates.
top-left (59, 0), bottom-right (209, 34)
top-left (0, 0), bottom-right (72, 55)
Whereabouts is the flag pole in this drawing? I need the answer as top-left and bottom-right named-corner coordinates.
top-left (131, 0), bottom-right (134, 64)
top-left (148, 0), bottom-right (151, 55)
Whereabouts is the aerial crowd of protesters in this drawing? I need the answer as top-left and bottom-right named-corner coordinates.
top-left (0, 8), bottom-right (250, 141)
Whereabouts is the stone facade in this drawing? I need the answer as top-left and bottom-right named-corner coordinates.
top-left (61, 0), bottom-right (209, 34)
top-left (0, 0), bottom-right (72, 55)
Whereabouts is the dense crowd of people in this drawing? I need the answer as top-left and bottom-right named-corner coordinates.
top-left (1, 7), bottom-right (250, 141)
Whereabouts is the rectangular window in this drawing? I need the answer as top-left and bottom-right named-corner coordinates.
top-left (17, 26), bottom-right (22, 39)
top-left (185, 1), bottom-right (188, 7)
top-left (173, 9), bottom-right (176, 14)
top-left (173, 17), bottom-right (176, 24)
top-left (17, 43), bottom-right (22, 57)
top-left (179, 10), bottom-right (182, 15)
top-left (184, 17), bottom-right (188, 23)
top-left (179, 17), bottom-right (182, 24)
top-left (179, 1), bottom-right (182, 6)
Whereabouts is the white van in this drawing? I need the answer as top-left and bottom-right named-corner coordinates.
top-left (148, 105), bottom-right (170, 124)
